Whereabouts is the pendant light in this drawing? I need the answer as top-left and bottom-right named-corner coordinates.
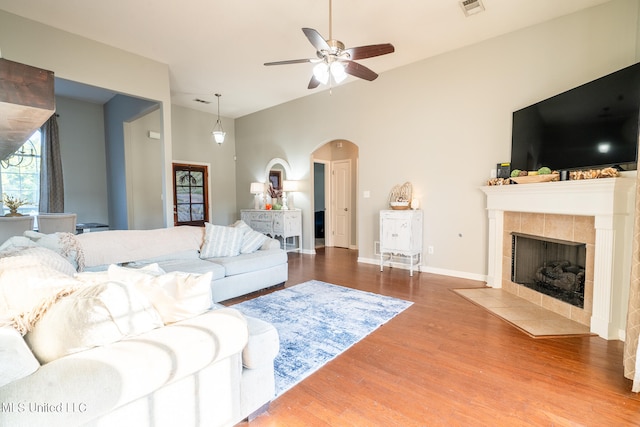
top-left (212, 93), bottom-right (226, 144)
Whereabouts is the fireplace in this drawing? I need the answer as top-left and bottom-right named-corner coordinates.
top-left (511, 233), bottom-right (586, 309)
top-left (481, 176), bottom-right (635, 340)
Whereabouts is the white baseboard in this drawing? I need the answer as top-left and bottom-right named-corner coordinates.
top-left (357, 256), bottom-right (487, 282)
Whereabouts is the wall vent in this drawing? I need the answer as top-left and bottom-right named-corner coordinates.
top-left (459, 0), bottom-right (485, 17)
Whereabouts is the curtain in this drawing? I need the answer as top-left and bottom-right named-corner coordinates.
top-left (625, 157), bottom-right (640, 390)
top-left (39, 114), bottom-right (64, 213)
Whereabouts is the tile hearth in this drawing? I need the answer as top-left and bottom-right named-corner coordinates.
top-left (454, 288), bottom-right (592, 337)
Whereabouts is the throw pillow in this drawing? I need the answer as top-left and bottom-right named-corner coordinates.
top-left (0, 326), bottom-right (40, 387)
top-left (25, 281), bottom-right (163, 364)
top-left (108, 264), bottom-right (212, 324)
top-left (23, 231), bottom-right (85, 271)
top-left (199, 223), bottom-right (245, 258)
top-left (0, 261), bottom-right (80, 316)
top-left (0, 246), bottom-right (76, 277)
top-left (232, 220), bottom-right (268, 254)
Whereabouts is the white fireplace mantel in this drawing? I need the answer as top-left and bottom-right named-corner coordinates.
top-left (480, 176), bottom-right (636, 340)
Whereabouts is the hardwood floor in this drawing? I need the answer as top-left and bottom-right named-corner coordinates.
top-left (232, 248), bottom-right (640, 426)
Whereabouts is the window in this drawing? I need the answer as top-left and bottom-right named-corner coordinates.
top-left (173, 163), bottom-right (208, 227)
top-left (0, 131), bottom-right (41, 216)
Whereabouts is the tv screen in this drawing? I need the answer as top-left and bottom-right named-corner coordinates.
top-left (511, 62), bottom-right (640, 172)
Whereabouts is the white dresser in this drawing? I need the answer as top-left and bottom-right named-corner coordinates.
top-left (240, 209), bottom-right (302, 252)
top-left (379, 209), bottom-right (423, 276)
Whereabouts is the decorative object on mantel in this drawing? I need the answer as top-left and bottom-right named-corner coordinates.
top-left (570, 167), bottom-right (619, 180)
top-left (389, 182), bottom-right (412, 210)
top-left (510, 173), bottom-right (559, 184)
top-left (2, 194), bottom-right (29, 216)
top-left (486, 166), bottom-right (619, 186)
top-left (486, 177), bottom-right (513, 186)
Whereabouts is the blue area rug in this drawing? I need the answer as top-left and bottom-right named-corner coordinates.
top-left (232, 280), bottom-right (412, 397)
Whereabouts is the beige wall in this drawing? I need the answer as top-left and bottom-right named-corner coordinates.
top-left (126, 109), bottom-right (164, 230)
top-left (171, 105), bottom-right (237, 225)
top-left (235, 0), bottom-right (640, 279)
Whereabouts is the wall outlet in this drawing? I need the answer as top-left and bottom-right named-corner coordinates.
top-left (428, 246), bottom-right (434, 254)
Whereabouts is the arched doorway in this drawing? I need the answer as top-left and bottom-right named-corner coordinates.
top-left (311, 140), bottom-right (358, 250)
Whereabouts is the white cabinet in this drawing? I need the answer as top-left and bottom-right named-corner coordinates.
top-left (240, 209), bottom-right (302, 252)
top-left (379, 209), bottom-right (423, 276)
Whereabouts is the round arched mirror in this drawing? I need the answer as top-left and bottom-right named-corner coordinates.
top-left (264, 158), bottom-right (292, 191)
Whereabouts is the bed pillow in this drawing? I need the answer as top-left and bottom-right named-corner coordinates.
top-left (199, 223), bottom-right (245, 258)
top-left (108, 264), bottom-right (212, 324)
top-left (25, 281), bottom-right (163, 364)
top-left (232, 220), bottom-right (268, 254)
top-left (0, 326), bottom-right (40, 387)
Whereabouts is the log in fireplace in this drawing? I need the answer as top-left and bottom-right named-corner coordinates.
top-left (511, 232), bottom-right (586, 308)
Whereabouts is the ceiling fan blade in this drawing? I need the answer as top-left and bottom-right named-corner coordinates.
top-left (264, 58), bottom-right (314, 66)
top-left (308, 76), bottom-right (321, 89)
top-left (343, 60), bottom-right (378, 81)
top-left (344, 43), bottom-right (395, 60)
top-left (302, 28), bottom-right (330, 52)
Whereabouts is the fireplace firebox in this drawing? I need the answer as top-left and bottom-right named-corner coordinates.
top-left (511, 232), bottom-right (586, 308)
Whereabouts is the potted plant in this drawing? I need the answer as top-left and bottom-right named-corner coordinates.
top-left (2, 194), bottom-right (30, 217)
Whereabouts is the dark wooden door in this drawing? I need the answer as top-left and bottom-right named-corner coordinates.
top-left (173, 163), bottom-right (208, 226)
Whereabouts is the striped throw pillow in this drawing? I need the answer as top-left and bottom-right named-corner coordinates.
top-left (232, 220), bottom-right (268, 254)
top-left (200, 223), bottom-right (245, 258)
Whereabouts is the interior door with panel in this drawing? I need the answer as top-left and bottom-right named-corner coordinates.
top-left (332, 159), bottom-right (351, 248)
top-left (173, 163), bottom-right (209, 227)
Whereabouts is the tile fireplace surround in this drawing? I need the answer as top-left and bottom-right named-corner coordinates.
top-left (481, 175), bottom-right (636, 340)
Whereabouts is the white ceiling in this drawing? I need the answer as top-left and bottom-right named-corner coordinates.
top-left (0, 0), bottom-right (613, 118)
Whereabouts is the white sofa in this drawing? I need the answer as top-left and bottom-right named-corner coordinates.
top-left (74, 224), bottom-right (288, 302)
top-left (0, 223), bottom-right (284, 426)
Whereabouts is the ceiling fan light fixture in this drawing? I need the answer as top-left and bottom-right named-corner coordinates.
top-left (330, 62), bottom-right (347, 83)
top-left (313, 63), bottom-right (330, 85)
top-left (211, 93), bottom-right (225, 145)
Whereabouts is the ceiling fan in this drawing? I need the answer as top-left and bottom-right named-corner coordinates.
top-left (264, 0), bottom-right (395, 89)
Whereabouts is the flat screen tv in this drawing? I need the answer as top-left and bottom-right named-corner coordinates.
top-left (511, 62), bottom-right (640, 172)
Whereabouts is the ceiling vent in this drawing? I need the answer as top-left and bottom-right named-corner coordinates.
top-left (459, 0), bottom-right (485, 17)
top-left (193, 98), bottom-right (211, 104)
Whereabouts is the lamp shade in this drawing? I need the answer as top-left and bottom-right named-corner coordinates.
top-left (282, 180), bottom-right (298, 192)
top-left (250, 182), bottom-right (264, 194)
top-left (212, 130), bottom-right (226, 144)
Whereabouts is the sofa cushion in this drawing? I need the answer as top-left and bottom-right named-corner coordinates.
top-left (232, 220), bottom-right (268, 254)
top-left (107, 264), bottom-right (213, 324)
top-left (157, 258), bottom-right (226, 280)
top-left (200, 223), bottom-right (245, 258)
top-left (0, 326), bottom-right (40, 387)
top-left (25, 281), bottom-right (163, 364)
top-left (208, 249), bottom-right (288, 277)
